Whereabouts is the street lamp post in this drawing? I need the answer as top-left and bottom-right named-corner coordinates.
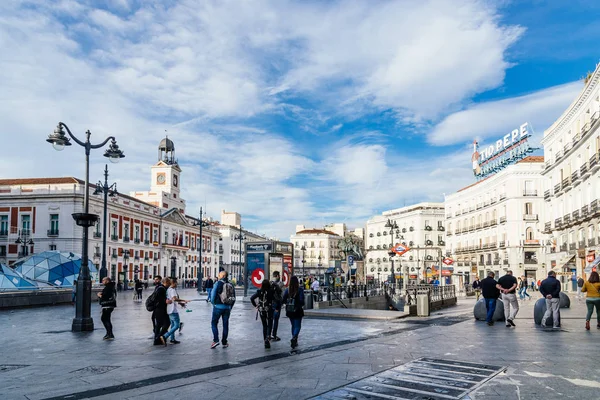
top-left (234, 226), bottom-right (246, 285)
top-left (385, 219), bottom-right (399, 289)
top-left (300, 245), bottom-right (306, 278)
top-left (170, 256), bottom-right (177, 279)
top-left (317, 255), bottom-right (322, 280)
top-left (92, 164), bottom-right (117, 281)
top-left (46, 122), bottom-right (124, 332)
top-left (15, 230), bottom-right (34, 258)
top-left (193, 207), bottom-right (210, 292)
top-left (123, 249), bottom-right (130, 290)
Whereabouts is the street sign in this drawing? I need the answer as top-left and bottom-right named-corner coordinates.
top-left (348, 255), bottom-right (354, 266)
top-left (391, 243), bottom-right (410, 256)
top-left (442, 257), bottom-right (454, 266)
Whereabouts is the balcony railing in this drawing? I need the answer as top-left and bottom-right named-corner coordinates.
top-left (503, 259), bottom-right (509, 265)
top-left (523, 190), bottom-right (538, 197)
top-left (47, 229), bottom-right (59, 237)
top-left (454, 229), bottom-right (460, 235)
top-left (499, 241), bottom-right (506, 248)
top-left (590, 153), bottom-right (599, 172)
top-left (592, 200), bottom-right (599, 213)
top-left (493, 259), bottom-right (500, 265)
top-left (562, 177), bottom-right (572, 192)
top-left (490, 219), bottom-right (497, 226)
top-left (111, 234), bottom-right (118, 241)
top-left (554, 183), bottom-right (561, 195)
top-left (523, 214), bottom-right (538, 221)
top-left (499, 194), bottom-right (506, 200)
top-left (144, 256), bottom-right (149, 261)
top-left (555, 217), bottom-right (562, 229)
top-left (524, 259), bottom-right (537, 264)
top-left (572, 210), bottom-right (580, 221)
top-left (153, 256), bottom-right (159, 261)
top-left (544, 222), bottom-right (551, 232)
top-left (572, 171), bottom-right (580, 186)
top-left (134, 238), bottom-right (141, 244)
top-left (544, 190), bottom-right (551, 201)
top-left (581, 205), bottom-right (589, 218)
top-left (123, 236), bottom-right (130, 243)
top-left (490, 197), bottom-right (497, 204)
top-left (144, 239), bottom-right (150, 245)
top-left (564, 214), bottom-right (571, 225)
top-left (111, 254), bottom-right (117, 259)
top-left (499, 216), bottom-right (507, 224)
top-left (560, 243), bottom-right (567, 252)
top-left (0, 230), bottom-right (7, 237)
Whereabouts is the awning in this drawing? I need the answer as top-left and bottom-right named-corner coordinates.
top-left (553, 254), bottom-right (575, 271)
top-left (585, 255), bottom-right (600, 273)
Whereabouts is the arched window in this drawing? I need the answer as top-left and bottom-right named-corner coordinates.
top-left (526, 227), bottom-right (534, 240)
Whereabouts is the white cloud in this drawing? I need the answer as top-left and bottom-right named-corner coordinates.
top-left (428, 81), bottom-right (582, 146)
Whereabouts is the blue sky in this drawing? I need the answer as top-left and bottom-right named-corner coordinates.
top-left (1, 0), bottom-right (598, 239)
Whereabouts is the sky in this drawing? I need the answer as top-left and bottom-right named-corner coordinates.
top-left (1, 0), bottom-right (599, 239)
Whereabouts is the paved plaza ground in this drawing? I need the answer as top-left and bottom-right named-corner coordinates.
top-left (1, 289), bottom-right (599, 399)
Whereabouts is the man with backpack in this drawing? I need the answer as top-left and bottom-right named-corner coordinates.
top-left (209, 271), bottom-right (236, 349)
top-left (269, 271), bottom-right (285, 342)
top-left (146, 276), bottom-right (170, 346)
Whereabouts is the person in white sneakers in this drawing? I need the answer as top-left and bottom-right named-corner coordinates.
top-left (164, 278), bottom-right (189, 344)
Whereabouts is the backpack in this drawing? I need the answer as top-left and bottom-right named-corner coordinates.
top-left (285, 293), bottom-right (297, 313)
top-left (271, 281), bottom-right (283, 304)
top-left (218, 281), bottom-right (236, 306)
top-left (145, 287), bottom-right (159, 312)
top-left (257, 289), bottom-right (270, 313)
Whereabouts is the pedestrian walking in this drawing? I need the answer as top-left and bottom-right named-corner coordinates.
top-left (270, 271), bottom-right (285, 341)
top-left (497, 270), bottom-right (519, 327)
top-left (134, 279), bottom-right (143, 302)
top-left (98, 277), bottom-right (117, 340)
top-left (472, 277), bottom-right (481, 301)
top-left (519, 276), bottom-right (531, 300)
top-left (480, 271), bottom-right (499, 326)
top-left (210, 271), bottom-right (235, 349)
top-left (251, 279), bottom-right (275, 349)
top-left (282, 276), bottom-right (305, 349)
top-left (582, 271), bottom-right (600, 330)
top-left (540, 271), bottom-right (561, 329)
top-left (205, 276), bottom-right (214, 303)
top-left (577, 276), bottom-right (585, 300)
top-left (163, 278), bottom-right (189, 344)
top-left (311, 277), bottom-right (320, 302)
top-left (151, 276), bottom-right (170, 346)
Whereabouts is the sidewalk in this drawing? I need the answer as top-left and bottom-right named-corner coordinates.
top-left (0, 289), bottom-right (597, 399)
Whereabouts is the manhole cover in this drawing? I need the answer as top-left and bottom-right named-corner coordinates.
top-left (0, 365), bottom-right (29, 373)
top-left (71, 366), bottom-right (120, 375)
top-left (312, 358), bottom-right (505, 399)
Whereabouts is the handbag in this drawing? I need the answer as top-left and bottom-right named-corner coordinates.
top-left (100, 296), bottom-right (116, 308)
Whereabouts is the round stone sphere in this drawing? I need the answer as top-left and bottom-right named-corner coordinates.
top-left (474, 298), bottom-right (505, 321)
top-left (559, 292), bottom-right (570, 309)
top-left (534, 298), bottom-right (561, 326)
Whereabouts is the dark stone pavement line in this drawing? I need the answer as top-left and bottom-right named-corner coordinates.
top-left (40, 315), bottom-right (471, 400)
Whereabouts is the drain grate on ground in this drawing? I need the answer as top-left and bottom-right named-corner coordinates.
top-left (312, 357), bottom-right (506, 399)
top-left (0, 364), bottom-right (29, 373)
top-left (70, 366), bottom-right (120, 375)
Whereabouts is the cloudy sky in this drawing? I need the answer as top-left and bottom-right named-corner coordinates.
top-left (1, 0), bottom-right (598, 239)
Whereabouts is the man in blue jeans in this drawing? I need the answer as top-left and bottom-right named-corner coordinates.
top-left (480, 271), bottom-right (500, 326)
top-left (210, 271), bottom-right (233, 349)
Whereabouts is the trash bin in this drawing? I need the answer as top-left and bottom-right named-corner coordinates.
top-left (417, 294), bottom-right (430, 317)
top-left (304, 290), bottom-right (313, 309)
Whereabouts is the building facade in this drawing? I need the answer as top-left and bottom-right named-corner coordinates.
top-left (445, 156), bottom-right (549, 285)
top-left (290, 226), bottom-right (342, 278)
top-left (0, 138), bottom-right (221, 284)
top-left (365, 203), bottom-right (446, 283)
top-left (541, 63), bottom-right (600, 282)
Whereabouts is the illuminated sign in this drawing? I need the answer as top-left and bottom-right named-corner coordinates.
top-left (472, 122), bottom-right (536, 179)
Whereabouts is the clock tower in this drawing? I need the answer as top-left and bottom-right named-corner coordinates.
top-left (131, 137), bottom-right (186, 212)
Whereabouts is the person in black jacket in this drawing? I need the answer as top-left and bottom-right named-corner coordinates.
top-left (480, 272), bottom-right (500, 326)
top-left (250, 279), bottom-right (274, 349)
top-left (205, 277), bottom-right (214, 303)
top-left (540, 271), bottom-right (561, 329)
top-left (282, 276), bottom-right (305, 349)
top-left (152, 276), bottom-right (170, 345)
top-left (97, 277), bottom-right (117, 340)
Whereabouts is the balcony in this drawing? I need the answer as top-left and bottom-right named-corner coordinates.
top-left (503, 259), bottom-right (509, 265)
top-left (153, 256), bottom-right (159, 261)
top-left (485, 261), bottom-right (491, 266)
top-left (144, 256), bottom-right (149, 261)
top-left (544, 190), bottom-right (551, 201)
top-left (590, 153), bottom-right (600, 173)
top-left (544, 222), bottom-right (551, 233)
top-left (493, 259), bottom-right (500, 265)
top-left (569, 243), bottom-right (577, 251)
top-left (111, 234), bottom-right (118, 241)
top-left (499, 216), bottom-right (507, 224)
top-left (454, 229), bottom-right (460, 235)
top-left (556, 150), bottom-right (563, 160)
top-left (499, 241), bottom-right (506, 248)
top-left (564, 214), bottom-right (571, 226)
top-left (446, 214), bottom-right (452, 219)
top-left (47, 229), bottom-right (59, 237)
top-left (484, 201), bottom-right (490, 207)
top-left (592, 200), bottom-right (599, 214)
top-left (523, 190), bottom-right (538, 197)
top-left (579, 240), bottom-right (586, 249)
top-left (0, 230), bottom-right (7, 237)
top-left (524, 258), bottom-right (538, 264)
top-left (93, 232), bottom-right (101, 239)
top-left (490, 197), bottom-right (497, 204)
top-left (581, 205), bottom-right (589, 219)
top-left (562, 177), bottom-right (572, 192)
top-left (523, 214), bottom-right (538, 222)
top-left (554, 183), bottom-right (562, 197)
top-left (461, 228), bottom-right (468, 234)
top-left (560, 243), bottom-right (567, 252)
top-left (555, 217), bottom-right (562, 229)
top-left (476, 203), bottom-right (482, 210)
top-left (489, 243), bottom-right (497, 249)
top-left (111, 254), bottom-right (117, 259)
top-left (144, 239), bottom-right (150, 245)
top-left (580, 163), bottom-right (590, 178)
top-left (572, 171), bottom-right (581, 187)
top-left (590, 238), bottom-right (597, 247)
top-left (499, 194), bottom-right (506, 201)
top-left (469, 225), bottom-right (475, 232)
top-left (572, 210), bottom-right (580, 221)
top-left (123, 236), bottom-right (130, 243)
top-left (134, 255), bottom-right (140, 261)
top-left (523, 239), bottom-right (540, 247)
top-left (473, 223), bottom-right (480, 230)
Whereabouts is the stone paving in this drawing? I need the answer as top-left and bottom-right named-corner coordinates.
top-left (0, 289), bottom-right (598, 399)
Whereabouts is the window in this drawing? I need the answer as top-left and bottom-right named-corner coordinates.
top-left (153, 230), bottom-right (158, 242)
top-left (111, 221), bottom-right (118, 237)
top-left (0, 245), bottom-right (6, 256)
top-left (49, 244), bottom-right (57, 251)
top-left (21, 215), bottom-right (31, 233)
top-left (526, 227), bottom-right (534, 240)
top-left (124, 223), bottom-right (130, 238)
top-left (525, 203), bottom-right (533, 215)
top-left (50, 214), bottom-right (59, 233)
top-left (144, 227), bottom-right (149, 241)
top-left (135, 225), bottom-right (140, 240)
top-left (0, 215), bottom-right (8, 235)
top-left (164, 231), bottom-right (169, 243)
top-left (437, 220), bottom-right (443, 228)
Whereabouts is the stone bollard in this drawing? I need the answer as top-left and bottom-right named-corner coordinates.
top-left (534, 298), bottom-right (561, 327)
top-left (473, 298), bottom-right (505, 321)
top-left (559, 292), bottom-right (570, 309)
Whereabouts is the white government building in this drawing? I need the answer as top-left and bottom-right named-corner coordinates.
top-left (365, 203), bottom-right (446, 284)
top-left (445, 156), bottom-right (549, 285)
top-left (541, 62), bottom-right (600, 285)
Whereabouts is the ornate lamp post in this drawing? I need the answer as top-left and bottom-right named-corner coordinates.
top-left (385, 219), bottom-right (399, 287)
top-left (15, 230), bottom-right (34, 258)
top-left (193, 207), bottom-right (210, 291)
top-left (234, 226), bottom-right (246, 285)
top-left (300, 245), bottom-right (306, 278)
top-left (170, 255), bottom-right (177, 279)
top-left (123, 249), bottom-right (130, 289)
top-left (317, 255), bottom-right (322, 279)
top-left (46, 122), bottom-right (124, 332)
top-left (92, 164), bottom-right (117, 281)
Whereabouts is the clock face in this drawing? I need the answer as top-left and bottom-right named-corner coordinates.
top-left (156, 173), bottom-right (166, 184)
top-left (173, 175), bottom-right (178, 187)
